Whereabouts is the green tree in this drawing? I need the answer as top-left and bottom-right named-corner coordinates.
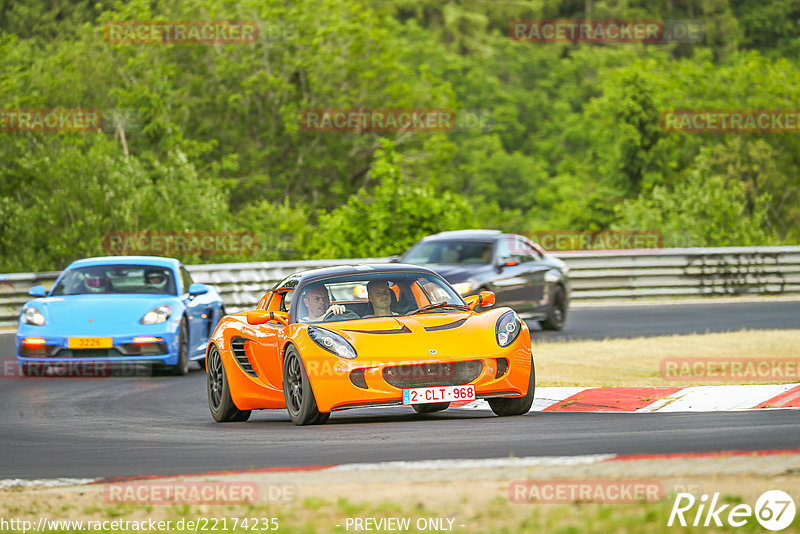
top-left (615, 146), bottom-right (775, 247)
top-left (307, 139), bottom-right (477, 258)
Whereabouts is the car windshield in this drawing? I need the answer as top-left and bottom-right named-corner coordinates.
top-left (403, 240), bottom-right (494, 265)
top-left (51, 265), bottom-right (177, 295)
top-left (295, 272), bottom-right (465, 324)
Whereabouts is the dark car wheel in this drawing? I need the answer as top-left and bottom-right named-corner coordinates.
top-left (488, 357), bottom-right (535, 416)
top-left (283, 346), bottom-right (329, 426)
top-left (541, 285), bottom-right (566, 331)
top-left (412, 402), bottom-right (450, 414)
top-left (207, 344), bottom-right (251, 422)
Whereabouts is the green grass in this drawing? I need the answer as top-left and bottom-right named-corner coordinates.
top-left (18, 496), bottom-right (800, 533)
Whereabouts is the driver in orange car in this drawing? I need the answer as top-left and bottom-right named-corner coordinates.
top-left (301, 284), bottom-right (346, 322)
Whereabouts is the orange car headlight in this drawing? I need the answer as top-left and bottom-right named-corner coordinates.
top-left (308, 326), bottom-right (357, 359)
top-left (496, 311), bottom-right (522, 347)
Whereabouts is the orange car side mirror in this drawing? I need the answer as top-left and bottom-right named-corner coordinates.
top-left (465, 291), bottom-right (495, 310)
top-left (247, 310), bottom-right (270, 325)
top-left (270, 311), bottom-right (290, 326)
top-left (246, 310), bottom-right (289, 327)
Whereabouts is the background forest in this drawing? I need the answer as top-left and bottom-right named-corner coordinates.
top-left (1, 0), bottom-right (799, 271)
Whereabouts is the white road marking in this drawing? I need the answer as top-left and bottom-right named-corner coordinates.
top-left (0, 478), bottom-right (97, 488)
top-left (637, 383), bottom-right (799, 412)
top-left (329, 455), bottom-right (616, 472)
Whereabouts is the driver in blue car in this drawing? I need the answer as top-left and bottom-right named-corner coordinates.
top-left (301, 284), bottom-right (346, 322)
top-left (84, 273), bottom-right (111, 293)
top-left (145, 269), bottom-right (167, 293)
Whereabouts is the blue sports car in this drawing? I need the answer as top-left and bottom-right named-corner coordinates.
top-left (16, 256), bottom-right (225, 376)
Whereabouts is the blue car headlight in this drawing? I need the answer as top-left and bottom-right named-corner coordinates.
top-left (308, 326), bottom-right (357, 359)
top-left (496, 310), bottom-right (522, 347)
top-left (21, 306), bottom-right (46, 326)
top-left (140, 304), bottom-right (173, 325)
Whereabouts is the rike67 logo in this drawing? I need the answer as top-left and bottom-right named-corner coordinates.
top-left (669, 490), bottom-right (796, 531)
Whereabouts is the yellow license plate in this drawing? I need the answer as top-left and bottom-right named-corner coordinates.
top-left (68, 337), bottom-right (113, 349)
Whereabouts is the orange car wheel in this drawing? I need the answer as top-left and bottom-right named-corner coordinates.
top-left (207, 344), bottom-right (251, 422)
top-left (488, 356), bottom-right (535, 416)
top-left (283, 346), bottom-right (329, 426)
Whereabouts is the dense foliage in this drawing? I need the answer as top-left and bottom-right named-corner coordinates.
top-left (1, 0), bottom-right (798, 271)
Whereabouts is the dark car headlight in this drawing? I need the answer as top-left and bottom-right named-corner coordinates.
top-left (496, 310), bottom-right (522, 347)
top-left (451, 282), bottom-right (472, 296)
top-left (308, 326), bottom-right (357, 359)
top-left (22, 306), bottom-right (46, 326)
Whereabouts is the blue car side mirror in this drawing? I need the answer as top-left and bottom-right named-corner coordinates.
top-left (28, 285), bottom-right (46, 298)
top-left (188, 283), bottom-right (209, 296)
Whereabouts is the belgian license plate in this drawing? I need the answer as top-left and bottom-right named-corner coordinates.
top-left (68, 337), bottom-right (113, 349)
top-left (403, 384), bottom-right (476, 405)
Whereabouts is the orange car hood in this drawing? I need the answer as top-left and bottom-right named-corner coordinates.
top-left (307, 309), bottom-right (513, 361)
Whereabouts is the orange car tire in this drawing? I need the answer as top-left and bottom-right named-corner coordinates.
top-left (283, 346), bottom-right (329, 426)
top-left (488, 356), bottom-right (535, 416)
top-left (207, 344), bottom-right (252, 422)
top-left (412, 403), bottom-right (450, 413)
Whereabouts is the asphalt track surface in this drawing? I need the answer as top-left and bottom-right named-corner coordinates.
top-left (1, 299), bottom-right (799, 480)
top-left (531, 298), bottom-right (800, 341)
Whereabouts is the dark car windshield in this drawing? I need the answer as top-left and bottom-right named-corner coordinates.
top-left (403, 240), bottom-right (494, 265)
top-left (295, 272), bottom-right (464, 324)
top-left (51, 265), bottom-right (177, 295)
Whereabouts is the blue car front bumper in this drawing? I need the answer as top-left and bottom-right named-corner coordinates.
top-left (15, 322), bottom-right (181, 367)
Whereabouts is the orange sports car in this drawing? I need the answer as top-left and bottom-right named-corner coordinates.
top-left (206, 264), bottom-right (534, 425)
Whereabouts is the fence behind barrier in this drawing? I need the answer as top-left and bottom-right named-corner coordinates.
top-left (2, 247), bottom-right (799, 327)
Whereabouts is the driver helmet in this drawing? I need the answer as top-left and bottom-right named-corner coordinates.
top-left (85, 274), bottom-right (110, 290)
top-left (145, 269), bottom-right (166, 285)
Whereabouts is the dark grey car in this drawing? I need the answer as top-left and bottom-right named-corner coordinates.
top-left (397, 230), bottom-right (570, 330)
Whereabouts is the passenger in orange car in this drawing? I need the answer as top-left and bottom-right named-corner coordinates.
top-left (301, 284), bottom-right (346, 321)
top-left (364, 280), bottom-right (397, 317)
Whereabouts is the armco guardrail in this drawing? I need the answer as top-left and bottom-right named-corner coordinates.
top-left (1, 247), bottom-right (799, 328)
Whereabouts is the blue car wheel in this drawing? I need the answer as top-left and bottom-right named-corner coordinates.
top-left (165, 317), bottom-right (189, 375)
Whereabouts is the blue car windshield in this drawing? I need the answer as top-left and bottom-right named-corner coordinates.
top-left (52, 265), bottom-right (177, 296)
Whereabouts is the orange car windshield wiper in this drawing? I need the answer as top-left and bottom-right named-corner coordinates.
top-left (407, 302), bottom-right (470, 315)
